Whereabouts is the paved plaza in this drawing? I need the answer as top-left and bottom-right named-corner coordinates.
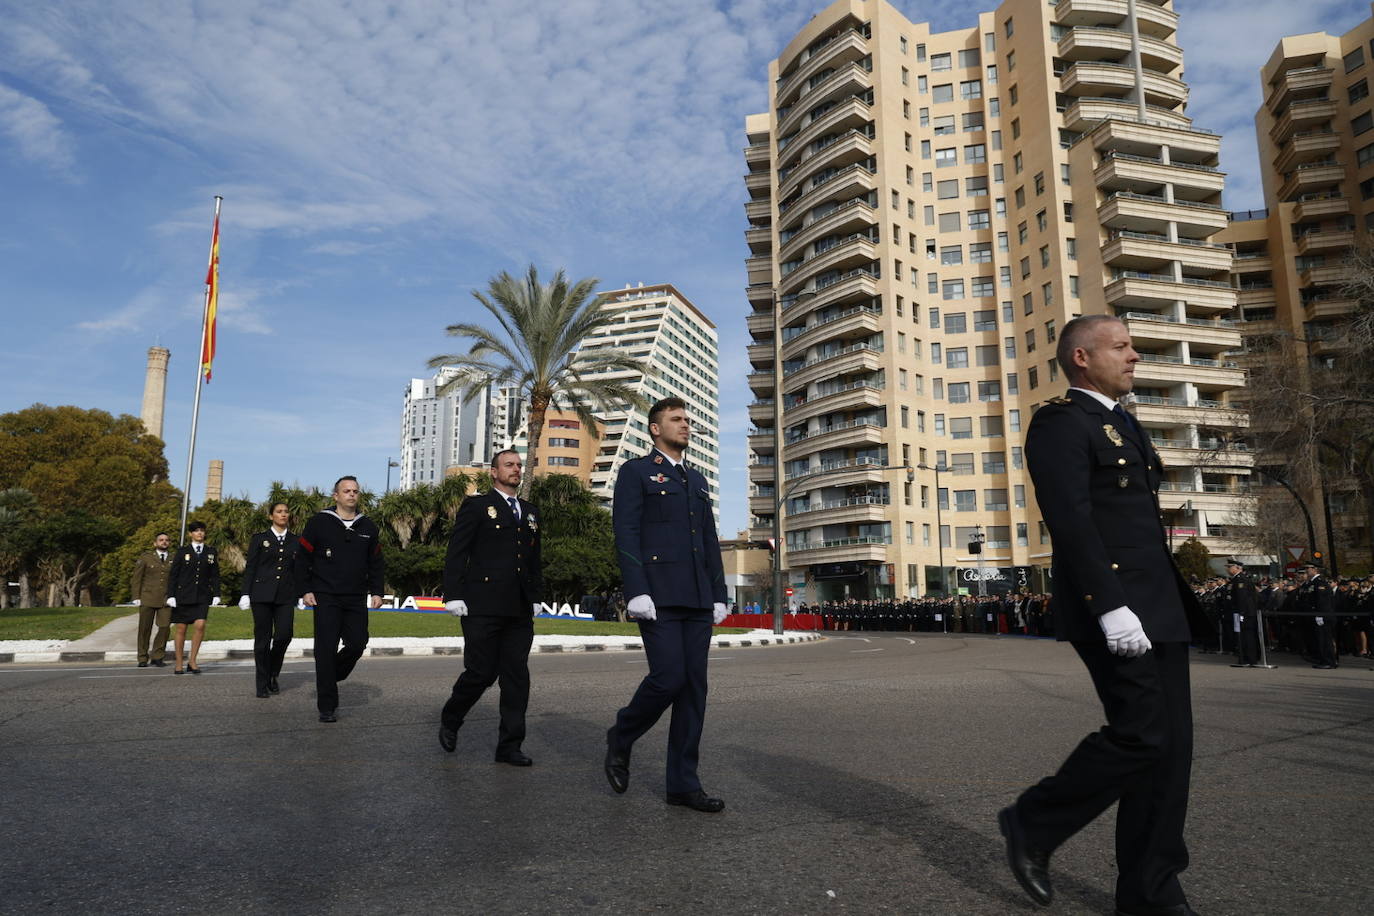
top-left (1, 634), bottom-right (1369, 914)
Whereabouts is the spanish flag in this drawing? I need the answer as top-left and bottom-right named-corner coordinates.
top-left (201, 208), bottom-right (220, 381)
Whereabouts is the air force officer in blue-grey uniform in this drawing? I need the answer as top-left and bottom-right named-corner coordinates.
top-left (603, 397), bottom-right (729, 813)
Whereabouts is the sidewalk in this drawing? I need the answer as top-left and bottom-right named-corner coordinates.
top-left (0, 614), bottom-right (822, 664)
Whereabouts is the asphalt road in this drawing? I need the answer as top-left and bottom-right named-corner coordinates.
top-left (1, 635), bottom-right (1369, 915)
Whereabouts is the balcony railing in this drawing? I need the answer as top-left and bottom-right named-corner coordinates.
top-left (1107, 229), bottom-right (1228, 250)
top-left (783, 341), bottom-right (883, 376)
top-left (789, 535), bottom-right (891, 551)
top-left (1120, 310), bottom-right (1239, 328)
top-left (1101, 150), bottom-right (1220, 174)
top-left (783, 457), bottom-right (888, 481)
top-left (786, 417), bottom-right (885, 442)
top-left (1102, 190), bottom-right (1224, 211)
top-left (790, 495), bottom-right (891, 516)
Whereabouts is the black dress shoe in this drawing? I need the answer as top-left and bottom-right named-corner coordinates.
top-left (438, 725), bottom-right (457, 753)
top-left (495, 750), bottom-right (533, 767)
top-left (256, 688), bottom-right (270, 698)
top-left (319, 710), bottom-right (338, 723)
top-left (1115, 903), bottom-right (1198, 915)
top-left (997, 806), bottom-right (1053, 906)
top-left (1312, 664), bottom-right (1335, 669)
top-left (150, 659), bottom-right (167, 667)
top-left (666, 790), bottom-right (725, 813)
top-left (137, 661), bottom-right (149, 668)
top-left (268, 677), bottom-right (280, 694)
top-left (604, 728), bottom-right (629, 794)
top-left (173, 667), bottom-right (185, 675)
top-left (188, 665), bottom-right (202, 675)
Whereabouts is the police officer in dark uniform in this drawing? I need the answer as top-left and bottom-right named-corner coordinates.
top-left (1300, 563), bottom-right (1338, 669)
top-left (603, 397), bottom-right (728, 813)
top-left (998, 316), bottom-right (1208, 916)
top-left (1223, 559), bottom-right (1261, 667)
top-left (239, 501), bottom-right (300, 698)
top-left (166, 520), bottom-right (221, 675)
top-left (298, 476), bottom-right (385, 723)
top-left (437, 448), bottom-right (543, 766)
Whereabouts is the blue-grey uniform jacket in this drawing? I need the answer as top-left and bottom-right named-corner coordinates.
top-left (613, 448), bottom-right (726, 610)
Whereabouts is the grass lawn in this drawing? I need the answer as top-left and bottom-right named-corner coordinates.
top-left (0, 607), bottom-right (134, 640)
top-left (0, 607), bottom-right (750, 641)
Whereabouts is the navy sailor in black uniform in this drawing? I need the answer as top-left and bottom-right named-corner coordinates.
top-left (603, 397), bottom-right (728, 813)
top-left (437, 448), bottom-right (543, 766)
top-left (998, 316), bottom-right (1209, 916)
top-left (297, 476), bottom-right (385, 723)
top-left (239, 501), bottom-right (301, 698)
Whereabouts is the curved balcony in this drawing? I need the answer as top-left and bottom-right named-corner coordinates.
top-left (1105, 271), bottom-right (1237, 312)
top-left (1298, 264), bottom-right (1351, 287)
top-left (1274, 129), bottom-right (1342, 173)
top-left (1133, 396), bottom-right (1244, 429)
top-left (776, 64), bottom-right (874, 144)
top-left (785, 538), bottom-right (889, 565)
top-left (1098, 191), bottom-right (1229, 237)
top-left (747, 428), bottom-right (777, 452)
top-left (746, 369), bottom-right (776, 396)
top-left (744, 142), bottom-right (770, 168)
top-left (744, 171), bottom-right (771, 197)
top-left (782, 342), bottom-right (883, 391)
top-left (746, 282), bottom-right (773, 304)
top-left (1154, 442), bottom-right (1256, 470)
top-left (778, 96), bottom-right (872, 173)
top-left (746, 339), bottom-right (776, 364)
top-left (747, 310), bottom-right (773, 335)
top-left (1101, 231), bottom-right (1232, 273)
top-left (778, 161), bottom-right (877, 223)
top-left (745, 198), bottom-right (772, 222)
top-left (1057, 28), bottom-right (1182, 72)
top-left (1063, 97), bottom-right (1192, 133)
top-left (785, 418), bottom-right (886, 457)
top-left (1269, 98), bottom-right (1338, 142)
top-left (745, 225), bottom-right (772, 256)
top-left (747, 398), bottom-right (776, 424)
top-left (778, 129), bottom-right (874, 205)
top-left (782, 305), bottom-right (882, 359)
top-left (1086, 116), bottom-right (1219, 163)
top-left (1061, 62), bottom-right (1188, 108)
top-left (1095, 152), bottom-right (1224, 199)
top-left (1054, 0), bottom-right (1178, 39)
top-left (784, 496), bottom-right (890, 528)
top-left (779, 267), bottom-right (879, 325)
top-left (1277, 162), bottom-right (1345, 202)
top-left (746, 254), bottom-right (773, 287)
top-left (782, 381), bottom-right (884, 426)
top-left (784, 459), bottom-right (890, 492)
top-left (1302, 294), bottom-right (1358, 320)
top-left (1119, 311), bottom-right (1243, 349)
top-left (1295, 227), bottom-right (1355, 255)
top-left (1292, 192), bottom-right (1348, 221)
top-left (1132, 353), bottom-right (1245, 388)
top-left (747, 461), bottom-right (778, 483)
top-left (778, 234), bottom-right (877, 296)
top-left (775, 28), bottom-right (870, 111)
top-left (1266, 66), bottom-right (1334, 115)
top-left (779, 195), bottom-right (877, 262)
top-left (1156, 482), bottom-right (1253, 515)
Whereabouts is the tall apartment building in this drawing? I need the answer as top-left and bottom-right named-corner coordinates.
top-left (745, 0), bottom-right (1251, 602)
top-left (1218, 15), bottom-right (1374, 568)
top-left (581, 284), bottom-right (722, 515)
top-left (398, 369), bottom-right (493, 489)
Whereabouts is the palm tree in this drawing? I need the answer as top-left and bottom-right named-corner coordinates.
top-left (427, 265), bottom-right (652, 496)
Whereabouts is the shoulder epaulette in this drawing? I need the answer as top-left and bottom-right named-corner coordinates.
top-left (1046, 395), bottom-right (1073, 405)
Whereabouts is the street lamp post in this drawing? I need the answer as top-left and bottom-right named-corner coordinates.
top-left (385, 457), bottom-right (399, 493)
top-left (917, 464), bottom-right (949, 595)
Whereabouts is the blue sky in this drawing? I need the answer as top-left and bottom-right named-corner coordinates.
top-left (1, 0), bottom-right (1369, 538)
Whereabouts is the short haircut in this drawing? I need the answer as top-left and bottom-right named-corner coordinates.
top-left (187, 521), bottom-right (206, 533)
top-left (491, 448), bottom-right (521, 468)
top-left (648, 396), bottom-right (687, 429)
top-left (1056, 315), bottom-right (1124, 384)
top-left (333, 475), bottom-right (358, 494)
top-left (268, 501), bottom-right (289, 515)
top-left (154, 531), bottom-right (170, 540)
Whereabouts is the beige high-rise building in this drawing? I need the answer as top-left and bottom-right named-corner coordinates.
top-left (140, 346), bottom-right (170, 439)
top-left (1218, 10), bottom-right (1374, 569)
top-left (744, 0), bottom-right (1251, 602)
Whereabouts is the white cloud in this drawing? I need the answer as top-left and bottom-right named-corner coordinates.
top-left (0, 83), bottom-right (77, 175)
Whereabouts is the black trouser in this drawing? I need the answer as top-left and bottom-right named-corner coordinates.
top-left (1238, 618), bottom-right (1261, 665)
top-left (441, 614), bottom-right (534, 755)
top-left (610, 607), bottom-right (712, 794)
top-left (313, 595), bottom-right (368, 713)
top-left (1314, 618), bottom-right (1338, 666)
top-left (1015, 641), bottom-right (1193, 911)
top-left (252, 601), bottom-right (295, 691)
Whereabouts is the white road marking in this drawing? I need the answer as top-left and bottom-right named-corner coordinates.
top-left (851, 648), bottom-right (885, 653)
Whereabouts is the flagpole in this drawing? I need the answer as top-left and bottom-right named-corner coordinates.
top-left (178, 196), bottom-right (222, 545)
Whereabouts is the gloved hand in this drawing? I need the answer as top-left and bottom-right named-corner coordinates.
top-left (446, 600), bottom-right (468, 617)
top-left (531, 603), bottom-right (540, 617)
top-left (712, 602), bottom-right (728, 625)
top-left (166, 597), bottom-right (177, 608)
top-left (211, 596), bottom-right (222, 607)
top-left (1099, 606), bottom-right (1152, 657)
top-left (131, 598), bottom-right (141, 607)
top-left (626, 594), bottom-right (656, 621)
top-left (368, 595), bottom-right (382, 609)
top-left (238, 595), bottom-right (251, 611)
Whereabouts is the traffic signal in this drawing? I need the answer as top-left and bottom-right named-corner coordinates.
top-left (968, 540), bottom-right (982, 554)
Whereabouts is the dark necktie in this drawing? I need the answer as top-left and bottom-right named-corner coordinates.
top-left (194, 545), bottom-right (202, 555)
top-left (1112, 404), bottom-right (1145, 449)
top-left (507, 496), bottom-right (520, 520)
top-left (158, 553), bottom-right (166, 563)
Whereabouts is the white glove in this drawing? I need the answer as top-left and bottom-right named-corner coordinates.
top-left (131, 598), bottom-right (141, 607)
top-left (626, 594), bottom-right (656, 621)
top-left (446, 600), bottom-right (468, 617)
top-left (211, 596), bottom-right (222, 607)
top-left (712, 602), bottom-right (728, 625)
top-left (1099, 606), bottom-right (1152, 657)
top-left (532, 603), bottom-right (540, 617)
top-left (166, 597), bottom-right (177, 608)
top-left (238, 595), bottom-right (251, 610)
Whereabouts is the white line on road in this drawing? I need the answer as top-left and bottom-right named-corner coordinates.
top-left (834, 637), bottom-right (872, 643)
top-left (897, 638), bottom-right (916, 644)
top-left (851, 648), bottom-right (885, 653)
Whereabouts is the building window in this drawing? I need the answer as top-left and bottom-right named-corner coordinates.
top-left (972, 308), bottom-right (996, 331)
top-left (1351, 79), bottom-right (1370, 103)
top-left (971, 276), bottom-right (994, 297)
top-left (978, 380), bottom-right (1001, 402)
top-left (932, 52), bottom-right (952, 71)
top-left (546, 456), bottom-right (580, 467)
top-left (954, 489), bottom-right (976, 510)
top-left (934, 114), bottom-right (956, 135)
top-left (938, 211), bottom-right (962, 232)
top-left (946, 347), bottom-right (969, 368)
top-left (976, 344), bottom-right (999, 366)
top-left (938, 180), bottom-right (960, 200)
top-left (933, 83), bottom-right (954, 103)
top-left (970, 243), bottom-right (993, 264)
top-left (960, 79), bottom-right (983, 99)
top-left (1027, 366), bottom-right (1038, 389)
top-left (967, 209), bottom-right (990, 230)
top-left (959, 49), bottom-right (980, 68)
top-left (1346, 47), bottom-right (1365, 74)
top-left (943, 280), bottom-right (966, 301)
top-left (944, 311), bottom-right (968, 332)
top-left (1006, 371), bottom-right (1018, 393)
top-left (948, 382), bottom-right (971, 403)
top-left (963, 111), bottom-right (985, 132)
top-left (1358, 143), bottom-right (1374, 167)
top-left (1354, 111), bottom-right (1373, 136)
top-left (965, 144), bottom-right (987, 164)
top-left (935, 147), bottom-right (958, 167)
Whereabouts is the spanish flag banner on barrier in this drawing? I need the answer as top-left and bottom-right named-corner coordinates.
top-left (201, 209), bottom-right (219, 381)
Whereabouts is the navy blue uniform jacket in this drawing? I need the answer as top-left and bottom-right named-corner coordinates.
top-left (613, 448), bottom-right (726, 610)
top-left (167, 545), bottom-right (221, 605)
top-left (441, 489), bottom-right (543, 615)
top-left (243, 530), bottom-right (302, 604)
top-left (1026, 390), bottom-right (1207, 643)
